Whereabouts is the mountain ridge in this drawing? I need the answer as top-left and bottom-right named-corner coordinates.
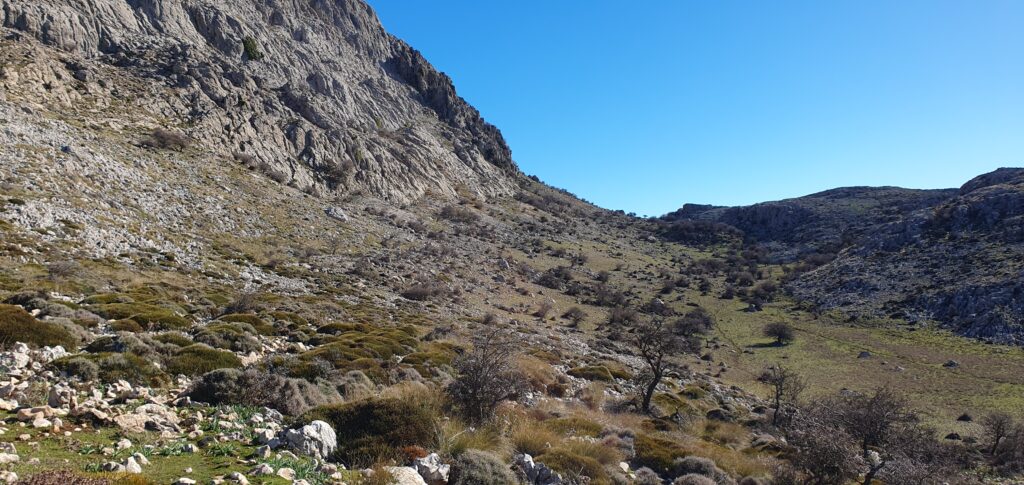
top-left (1, 0), bottom-right (518, 202)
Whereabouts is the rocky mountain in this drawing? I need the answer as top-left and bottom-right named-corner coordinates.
top-left (663, 186), bottom-right (957, 261)
top-left (1, 0), bottom-right (517, 202)
top-left (668, 168), bottom-right (1024, 344)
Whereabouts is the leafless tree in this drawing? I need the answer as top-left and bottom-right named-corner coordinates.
top-left (787, 406), bottom-right (864, 485)
top-left (447, 328), bottom-right (527, 423)
top-left (982, 412), bottom-right (1015, 457)
top-left (632, 318), bottom-right (699, 414)
top-left (758, 365), bottom-right (806, 427)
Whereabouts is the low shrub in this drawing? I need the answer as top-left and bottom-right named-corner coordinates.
top-left (165, 344), bottom-right (241, 376)
top-left (634, 433), bottom-right (689, 476)
top-left (130, 311), bottom-right (190, 331)
top-left (110, 319), bottom-right (144, 333)
top-left (0, 304), bottom-right (78, 349)
top-left (218, 313), bottom-right (274, 335)
top-left (194, 322), bottom-right (261, 353)
top-left (301, 395), bottom-right (439, 466)
top-left (674, 475), bottom-right (716, 485)
top-left (52, 352), bottom-right (169, 387)
top-left (672, 456), bottom-right (735, 485)
top-left (140, 128), bottom-right (190, 151)
top-left (448, 450), bottom-right (516, 485)
top-left (544, 416), bottom-right (604, 438)
top-left (536, 448), bottom-right (609, 484)
top-left (188, 368), bottom-right (338, 415)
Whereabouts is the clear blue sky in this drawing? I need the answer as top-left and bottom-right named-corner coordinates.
top-left (368, 1), bottom-right (1024, 216)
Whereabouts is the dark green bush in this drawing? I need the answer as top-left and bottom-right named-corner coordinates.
top-left (218, 313), bottom-right (274, 335)
top-left (110, 319), bottom-right (144, 333)
top-left (634, 433), bottom-right (688, 476)
top-left (448, 450), bottom-right (516, 485)
top-left (166, 344), bottom-right (241, 376)
top-left (194, 322), bottom-right (261, 352)
top-left (52, 352), bottom-right (169, 387)
top-left (188, 368), bottom-right (338, 416)
top-left (0, 304), bottom-right (78, 349)
top-left (301, 396), bottom-right (439, 466)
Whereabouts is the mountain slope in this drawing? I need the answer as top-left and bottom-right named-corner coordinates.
top-left (1, 0), bottom-right (516, 202)
top-left (668, 169), bottom-right (1024, 343)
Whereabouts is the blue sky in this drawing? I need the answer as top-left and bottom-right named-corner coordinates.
top-left (369, 1), bottom-right (1024, 216)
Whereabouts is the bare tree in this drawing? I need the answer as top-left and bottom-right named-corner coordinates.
top-left (632, 319), bottom-right (699, 414)
top-left (447, 328), bottom-right (527, 423)
top-left (758, 365), bottom-right (806, 427)
top-left (787, 406), bottom-right (864, 485)
top-left (982, 412), bottom-right (1015, 457)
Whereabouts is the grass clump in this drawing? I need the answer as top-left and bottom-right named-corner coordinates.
top-left (301, 394), bottom-right (439, 466)
top-left (447, 450), bottom-right (516, 485)
top-left (0, 304), bottom-right (78, 349)
top-left (165, 344), bottom-right (241, 376)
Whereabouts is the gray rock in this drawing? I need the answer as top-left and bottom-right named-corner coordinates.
top-left (283, 420), bottom-right (336, 461)
top-left (413, 453), bottom-right (449, 485)
top-left (514, 454), bottom-right (562, 485)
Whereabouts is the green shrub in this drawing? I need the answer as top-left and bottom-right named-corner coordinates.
top-left (672, 457), bottom-right (734, 485)
top-left (242, 37), bottom-right (264, 61)
top-left (544, 416), bottom-right (604, 438)
top-left (56, 356), bottom-right (99, 382)
top-left (131, 311), bottom-right (190, 331)
top-left (152, 332), bottom-right (193, 347)
top-left (537, 448), bottom-right (609, 484)
top-left (52, 352), bottom-right (169, 387)
top-left (91, 302), bottom-right (168, 319)
top-left (0, 304), bottom-right (78, 349)
top-left (194, 322), bottom-right (261, 352)
top-left (166, 344), bottom-right (241, 376)
top-left (301, 396), bottom-right (439, 466)
top-left (218, 313), bottom-right (274, 335)
top-left (634, 433), bottom-right (688, 476)
top-left (188, 368), bottom-right (338, 415)
top-left (448, 450), bottom-right (516, 485)
top-left (110, 319), bottom-right (144, 333)
top-left (568, 365), bottom-right (615, 382)
top-left (674, 475), bottom-right (717, 485)
top-left (81, 294), bottom-right (134, 305)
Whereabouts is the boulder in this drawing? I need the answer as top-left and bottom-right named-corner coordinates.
top-left (514, 454), bottom-right (562, 485)
top-left (283, 420), bottom-right (336, 460)
top-left (385, 467), bottom-right (428, 485)
top-left (413, 453), bottom-right (450, 485)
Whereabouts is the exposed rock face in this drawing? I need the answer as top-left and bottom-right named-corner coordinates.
top-left (670, 168), bottom-right (1024, 344)
top-left (0, 0), bottom-right (518, 202)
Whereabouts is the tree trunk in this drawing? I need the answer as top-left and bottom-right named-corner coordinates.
top-left (642, 371), bottom-right (661, 413)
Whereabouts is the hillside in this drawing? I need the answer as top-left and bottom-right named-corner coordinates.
top-left (0, 1), bottom-right (1023, 485)
top-left (667, 170), bottom-right (1024, 344)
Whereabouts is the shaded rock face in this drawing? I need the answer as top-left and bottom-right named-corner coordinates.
top-left (0, 0), bottom-right (518, 202)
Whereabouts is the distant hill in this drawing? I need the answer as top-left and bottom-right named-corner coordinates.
top-left (667, 168), bottom-right (1024, 344)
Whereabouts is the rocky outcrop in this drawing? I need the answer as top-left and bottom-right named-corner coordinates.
top-left (0, 0), bottom-right (518, 202)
